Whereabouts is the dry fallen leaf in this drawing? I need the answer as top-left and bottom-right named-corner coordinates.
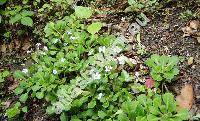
top-left (176, 84), bottom-right (194, 110)
top-left (1, 44), bottom-right (7, 53)
top-left (181, 26), bottom-right (193, 37)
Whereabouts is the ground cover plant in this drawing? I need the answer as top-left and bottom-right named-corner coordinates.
top-left (0, 0), bottom-right (199, 121)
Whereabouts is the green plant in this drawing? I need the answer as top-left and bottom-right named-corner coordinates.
top-left (126, 0), bottom-right (159, 12)
top-left (145, 54), bottom-right (179, 82)
top-left (3, 5), bottom-right (34, 27)
top-left (118, 93), bottom-right (189, 121)
top-left (0, 70), bottom-right (10, 83)
top-left (180, 10), bottom-right (197, 20)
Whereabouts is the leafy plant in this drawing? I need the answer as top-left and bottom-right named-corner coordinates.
top-left (0, 70), bottom-right (10, 83)
top-left (145, 54), bottom-right (179, 82)
top-left (119, 93), bottom-right (189, 121)
top-left (126, 0), bottom-right (159, 12)
top-left (3, 5), bottom-right (34, 27)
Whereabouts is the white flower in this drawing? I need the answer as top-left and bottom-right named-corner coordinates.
top-left (53, 69), bottom-right (57, 74)
top-left (117, 56), bottom-right (126, 65)
top-left (26, 50), bottom-right (32, 54)
top-left (129, 58), bottom-right (137, 65)
top-left (36, 43), bottom-right (41, 47)
top-left (70, 36), bottom-right (76, 40)
top-left (135, 72), bottom-right (140, 77)
top-left (22, 69), bottom-right (28, 74)
top-left (88, 49), bottom-right (94, 56)
top-left (63, 43), bottom-right (68, 46)
top-left (60, 58), bottom-right (65, 62)
top-left (43, 46), bottom-right (48, 51)
top-left (99, 46), bottom-right (106, 53)
top-left (92, 72), bottom-right (101, 80)
top-left (98, 93), bottom-right (103, 100)
top-left (66, 31), bottom-right (72, 35)
top-left (105, 66), bottom-right (112, 72)
top-left (112, 46), bottom-right (122, 54)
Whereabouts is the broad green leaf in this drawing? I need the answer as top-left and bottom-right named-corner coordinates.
top-left (87, 22), bottom-right (102, 35)
top-left (19, 93), bottom-right (28, 103)
top-left (21, 10), bottom-right (34, 17)
top-left (14, 87), bottom-right (24, 95)
top-left (88, 100), bottom-right (96, 108)
top-left (98, 111), bottom-right (107, 119)
top-left (175, 109), bottom-right (189, 120)
top-left (36, 91), bottom-right (44, 99)
top-left (46, 106), bottom-right (55, 114)
top-left (162, 93), bottom-right (176, 112)
top-left (2, 70), bottom-right (10, 77)
top-left (21, 17), bottom-right (33, 27)
top-left (118, 113), bottom-right (130, 121)
top-left (75, 6), bottom-right (92, 19)
top-left (22, 106), bottom-right (28, 113)
top-left (9, 14), bottom-right (22, 24)
top-left (60, 112), bottom-right (67, 121)
top-left (6, 102), bottom-right (21, 118)
top-left (14, 70), bottom-right (24, 79)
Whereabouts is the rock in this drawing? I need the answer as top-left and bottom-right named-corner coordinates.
top-left (176, 84), bottom-right (194, 110)
top-left (188, 57), bottom-right (194, 65)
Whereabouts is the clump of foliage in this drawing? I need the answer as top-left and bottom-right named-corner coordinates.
top-left (119, 93), bottom-right (189, 121)
top-left (0, 70), bottom-right (10, 83)
top-left (3, 5), bottom-right (34, 27)
top-left (145, 54), bottom-right (179, 82)
top-left (126, 0), bottom-right (159, 12)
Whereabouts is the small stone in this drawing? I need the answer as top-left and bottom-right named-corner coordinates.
top-left (188, 57), bottom-right (194, 65)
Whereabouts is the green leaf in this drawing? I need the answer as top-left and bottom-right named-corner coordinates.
top-left (14, 70), bottom-right (24, 79)
top-left (98, 111), bottom-right (107, 119)
top-left (118, 113), bottom-right (130, 121)
top-left (60, 112), bottom-right (67, 121)
top-left (21, 10), bottom-right (34, 17)
top-left (46, 106), bottom-right (55, 114)
top-left (2, 70), bottom-right (10, 77)
top-left (162, 93), bottom-right (176, 112)
top-left (21, 17), bottom-right (33, 27)
top-left (175, 109), bottom-right (190, 120)
top-left (9, 14), bottom-right (22, 24)
top-left (0, 0), bottom-right (7, 5)
top-left (88, 100), bottom-right (96, 108)
top-left (87, 22), bottom-right (102, 35)
top-left (36, 91), bottom-right (44, 99)
top-left (6, 102), bottom-right (21, 118)
top-left (22, 106), bottom-right (28, 113)
top-left (75, 6), bottom-right (93, 19)
top-left (14, 87), bottom-right (24, 95)
top-left (19, 93), bottom-right (28, 103)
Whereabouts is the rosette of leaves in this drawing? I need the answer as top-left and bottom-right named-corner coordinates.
top-left (118, 93), bottom-right (189, 121)
top-left (145, 54), bottom-right (179, 82)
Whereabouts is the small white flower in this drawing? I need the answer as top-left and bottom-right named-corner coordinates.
top-left (63, 43), bottom-right (68, 46)
top-left (117, 56), bottom-right (126, 65)
top-left (70, 36), bottom-right (76, 40)
top-left (36, 43), bottom-right (41, 47)
top-left (60, 58), bottom-right (65, 62)
top-left (92, 72), bottom-right (101, 80)
top-left (112, 46), bottom-right (122, 54)
top-left (129, 58), bottom-right (137, 65)
top-left (135, 72), bottom-right (140, 77)
top-left (88, 49), bottom-right (94, 56)
top-left (26, 50), bottom-right (32, 54)
top-left (99, 46), bottom-right (106, 53)
top-left (43, 46), bottom-right (48, 51)
top-left (66, 31), bottom-right (72, 35)
top-left (105, 66), bottom-right (112, 72)
top-left (98, 93), bottom-right (103, 100)
top-left (53, 69), bottom-right (57, 74)
top-left (22, 69), bottom-right (28, 74)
